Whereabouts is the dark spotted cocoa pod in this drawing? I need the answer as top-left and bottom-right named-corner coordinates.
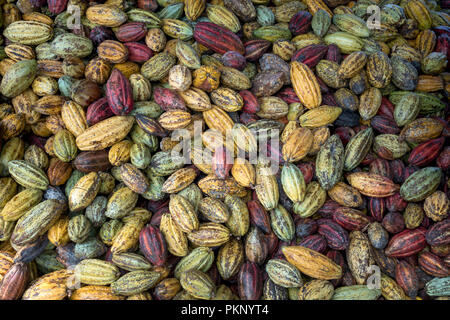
top-left (426, 219), bottom-right (450, 246)
top-left (245, 227), bottom-right (269, 265)
top-left (371, 248), bottom-right (398, 278)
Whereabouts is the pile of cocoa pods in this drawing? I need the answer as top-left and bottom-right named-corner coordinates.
top-left (0, 0), bottom-right (449, 300)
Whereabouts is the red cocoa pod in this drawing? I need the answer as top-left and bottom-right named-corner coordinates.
top-left (317, 218), bottom-right (349, 250)
top-left (369, 197), bottom-right (385, 222)
top-left (105, 69), bottom-right (134, 115)
top-left (266, 142), bottom-right (283, 166)
top-left (137, 0), bottom-right (158, 11)
top-left (385, 228), bottom-right (427, 258)
top-left (404, 165), bottom-right (420, 180)
top-left (433, 26), bottom-right (450, 36)
top-left (333, 207), bottom-right (370, 231)
top-left (326, 250), bottom-right (346, 269)
top-left (73, 150), bottom-right (111, 173)
top-left (408, 137), bottom-right (445, 166)
top-left (222, 51), bottom-right (247, 70)
top-left (244, 40), bottom-right (272, 62)
top-left (139, 225), bottom-right (168, 267)
top-left (374, 146), bottom-right (398, 161)
top-left (147, 198), bottom-right (169, 213)
top-left (116, 22), bottom-right (148, 42)
top-left (298, 234), bottom-right (327, 253)
top-left (360, 151), bottom-right (377, 166)
top-left (418, 251), bottom-right (450, 277)
top-left (295, 218), bottom-right (318, 238)
top-left (382, 211), bottom-right (405, 234)
top-left (317, 200), bottom-right (341, 219)
top-left (322, 92), bottom-right (339, 106)
top-left (328, 252), bottom-right (345, 288)
top-left (239, 90), bottom-right (260, 114)
top-left (317, 77), bottom-right (330, 94)
top-left (194, 22), bottom-right (245, 55)
top-left (264, 231), bottom-right (280, 257)
top-left (289, 11), bottom-right (313, 36)
top-left (370, 158), bottom-right (392, 179)
top-left (395, 260), bottom-right (419, 298)
top-left (276, 87), bottom-right (301, 104)
top-left (377, 97), bottom-right (395, 119)
top-left (90, 26), bottom-right (116, 47)
top-left (436, 34), bottom-right (450, 60)
top-left (240, 112), bottom-right (258, 125)
top-left (208, 264), bottom-right (221, 287)
top-left (390, 159), bottom-right (406, 184)
top-left (291, 44), bottom-right (328, 68)
top-left (86, 97), bottom-right (114, 126)
top-left (48, 0), bottom-right (68, 15)
top-left (248, 200), bottom-right (271, 234)
top-left (421, 216), bottom-right (431, 229)
top-left (353, 125), bottom-right (369, 134)
top-left (370, 116), bottom-right (401, 134)
top-left (437, 147), bottom-right (450, 170)
top-left (135, 114), bottom-right (167, 137)
top-left (212, 147), bottom-right (233, 180)
top-left (123, 42), bottom-right (154, 63)
top-left (25, 134), bottom-right (47, 150)
top-left (426, 219), bottom-right (450, 246)
top-left (0, 262), bottom-right (29, 300)
top-left (153, 87), bottom-right (186, 111)
top-left (326, 44), bottom-right (342, 63)
top-left (335, 127), bottom-right (355, 145)
top-left (150, 206), bottom-right (169, 227)
top-left (29, 0), bottom-right (47, 8)
top-left (385, 193), bottom-right (408, 213)
top-left (238, 262), bottom-right (263, 300)
top-left (296, 162), bottom-right (315, 185)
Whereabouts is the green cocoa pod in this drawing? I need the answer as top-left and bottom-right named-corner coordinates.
top-left (400, 167), bottom-right (442, 202)
top-left (0, 59), bottom-right (37, 98)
